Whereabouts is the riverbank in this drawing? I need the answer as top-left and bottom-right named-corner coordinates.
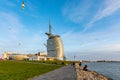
top-left (75, 63), bottom-right (110, 80)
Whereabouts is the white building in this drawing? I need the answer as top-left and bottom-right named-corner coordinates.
top-left (29, 56), bottom-right (47, 61)
top-left (29, 52), bottom-right (47, 61)
top-left (3, 52), bottom-right (29, 60)
top-left (45, 22), bottom-right (64, 60)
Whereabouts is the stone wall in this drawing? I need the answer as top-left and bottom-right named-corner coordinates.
top-left (75, 63), bottom-right (109, 80)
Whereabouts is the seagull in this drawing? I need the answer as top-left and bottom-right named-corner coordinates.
top-left (21, 2), bottom-right (25, 10)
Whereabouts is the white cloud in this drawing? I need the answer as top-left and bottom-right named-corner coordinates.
top-left (66, 51), bottom-right (120, 61)
top-left (0, 10), bottom-right (47, 54)
top-left (61, 22), bottom-right (120, 53)
top-left (0, 12), bottom-right (26, 53)
top-left (0, 12), bottom-right (24, 34)
top-left (96, 0), bottom-right (120, 21)
top-left (62, 0), bottom-right (91, 23)
top-left (0, 11), bottom-right (47, 54)
top-left (85, 0), bottom-right (120, 31)
top-left (98, 43), bottom-right (120, 52)
top-left (1, 15), bottom-right (29, 48)
top-left (63, 0), bottom-right (120, 32)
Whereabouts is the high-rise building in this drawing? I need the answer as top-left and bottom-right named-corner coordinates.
top-left (45, 22), bottom-right (64, 60)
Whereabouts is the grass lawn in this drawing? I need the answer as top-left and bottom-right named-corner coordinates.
top-left (0, 61), bottom-right (62, 80)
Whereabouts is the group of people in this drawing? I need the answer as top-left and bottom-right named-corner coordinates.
top-left (71, 62), bottom-right (88, 71)
top-left (79, 62), bottom-right (88, 71)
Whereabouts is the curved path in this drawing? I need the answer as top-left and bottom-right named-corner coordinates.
top-left (30, 65), bottom-right (77, 80)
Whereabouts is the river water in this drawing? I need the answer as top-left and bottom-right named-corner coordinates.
top-left (83, 62), bottom-right (120, 80)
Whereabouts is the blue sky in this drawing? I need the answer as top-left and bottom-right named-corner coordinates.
top-left (0, 0), bottom-right (120, 61)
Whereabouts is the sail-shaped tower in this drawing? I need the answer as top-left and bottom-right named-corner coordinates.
top-left (45, 22), bottom-right (64, 60)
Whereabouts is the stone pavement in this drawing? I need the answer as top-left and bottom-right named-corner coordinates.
top-left (30, 65), bottom-right (77, 80)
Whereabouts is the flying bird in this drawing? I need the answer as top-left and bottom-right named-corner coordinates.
top-left (21, 2), bottom-right (25, 10)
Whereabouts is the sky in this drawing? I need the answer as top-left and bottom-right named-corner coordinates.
top-left (0, 0), bottom-right (120, 61)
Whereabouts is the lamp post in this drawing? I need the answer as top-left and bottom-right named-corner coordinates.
top-left (74, 55), bottom-right (76, 61)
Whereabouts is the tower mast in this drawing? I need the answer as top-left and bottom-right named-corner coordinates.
top-left (49, 20), bottom-right (52, 34)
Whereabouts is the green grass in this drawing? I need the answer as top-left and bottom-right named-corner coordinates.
top-left (0, 61), bottom-right (62, 80)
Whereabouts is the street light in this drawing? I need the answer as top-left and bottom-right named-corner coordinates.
top-left (74, 55), bottom-right (76, 61)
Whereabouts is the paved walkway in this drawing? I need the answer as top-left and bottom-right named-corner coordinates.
top-left (30, 65), bottom-right (77, 80)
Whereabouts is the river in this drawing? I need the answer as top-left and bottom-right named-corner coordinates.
top-left (83, 62), bottom-right (120, 80)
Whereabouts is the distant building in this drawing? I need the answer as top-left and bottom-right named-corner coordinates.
top-left (9, 54), bottom-right (29, 60)
top-left (3, 52), bottom-right (48, 61)
top-left (3, 52), bottom-right (17, 60)
top-left (3, 52), bottom-right (29, 60)
top-left (29, 52), bottom-right (47, 61)
top-left (29, 55), bottom-right (47, 61)
top-left (45, 22), bottom-right (64, 60)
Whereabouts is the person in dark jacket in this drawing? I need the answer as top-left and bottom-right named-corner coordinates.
top-left (79, 62), bottom-right (81, 66)
top-left (83, 65), bottom-right (88, 71)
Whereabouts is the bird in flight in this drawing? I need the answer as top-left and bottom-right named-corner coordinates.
top-left (21, 2), bottom-right (25, 10)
